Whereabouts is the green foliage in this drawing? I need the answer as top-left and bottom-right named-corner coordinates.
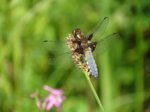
top-left (0, 0), bottom-right (150, 112)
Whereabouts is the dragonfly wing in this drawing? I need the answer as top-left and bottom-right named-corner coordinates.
top-left (39, 39), bottom-right (72, 65)
top-left (85, 49), bottom-right (98, 78)
top-left (42, 40), bottom-right (68, 52)
top-left (87, 17), bottom-right (109, 40)
top-left (95, 33), bottom-right (120, 54)
top-left (48, 51), bottom-right (72, 65)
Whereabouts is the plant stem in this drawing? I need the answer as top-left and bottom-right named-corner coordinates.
top-left (84, 72), bottom-right (105, 112)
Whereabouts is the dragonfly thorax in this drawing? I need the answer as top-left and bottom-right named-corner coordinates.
top-left (67, 28), bottom-right (97, 55)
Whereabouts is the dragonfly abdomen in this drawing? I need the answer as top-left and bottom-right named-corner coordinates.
top-left (85, 48), bottom-right (98, 78)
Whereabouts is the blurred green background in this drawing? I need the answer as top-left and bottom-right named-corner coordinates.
top-left (0, 0), bottom-right (150, 112)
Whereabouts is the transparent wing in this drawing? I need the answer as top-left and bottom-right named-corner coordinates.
top-left (42, 40), bottom-right (70, 55)
top-left (42, 40), bottom-right (68, 52)
top-left (38, 39), bottom-right (73, 66)
top-left (87, 17), bottom-right (109, 40)
top-left (86, 17), bottom-right (119, 54)
top-left (48, 51), bottom-right (72, 66)
top-left (94, 33), bottom-right (120, 55)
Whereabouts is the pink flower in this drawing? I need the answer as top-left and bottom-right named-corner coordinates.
top-left (31, 85), bottom-right (66, 112)
top-left (43, 85), bottom-right (66, 111)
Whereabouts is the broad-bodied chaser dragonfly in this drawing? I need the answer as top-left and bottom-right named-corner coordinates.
top-left (44, 17), bottom-right (119, 79)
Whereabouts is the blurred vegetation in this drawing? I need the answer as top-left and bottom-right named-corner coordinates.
top-left (0, 0), bottom-right (150, 112)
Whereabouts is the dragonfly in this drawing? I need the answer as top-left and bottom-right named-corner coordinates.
top-left (44, 17), bottom-right (119, 79)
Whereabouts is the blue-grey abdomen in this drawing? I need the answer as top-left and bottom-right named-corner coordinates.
top-left (85, 48), bottom-right (98, 78)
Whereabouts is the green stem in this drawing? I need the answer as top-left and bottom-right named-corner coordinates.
top-left (84, 72), bottom-right (105, 112)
